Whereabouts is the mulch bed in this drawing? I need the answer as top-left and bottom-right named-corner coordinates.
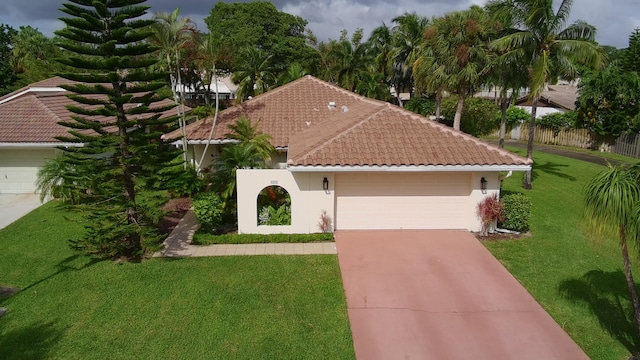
top-left (475, 231), bottom-right (529, 242)
top-left (158, 197), bottom-right (192, 235)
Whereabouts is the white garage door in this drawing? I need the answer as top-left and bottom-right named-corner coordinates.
top-left (0, 149), bottom-right (56, 194)
top-left (335, 173), bottom-right (471, 230)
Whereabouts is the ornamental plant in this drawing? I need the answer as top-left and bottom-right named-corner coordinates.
top-left (477, 193), bottom-right (503, 236)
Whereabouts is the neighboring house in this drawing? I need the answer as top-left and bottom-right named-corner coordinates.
top-left (177, 75), bottom-right (237, 104)
top-left (515, 84), bottom-right (578, 118)
top-left (170, 75), bottom-right (532, 234)
top-left (0, 77), bottom-right (183, 194)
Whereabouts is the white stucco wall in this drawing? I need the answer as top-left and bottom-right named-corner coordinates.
top-left (236, 169), bottom-right (335, 234)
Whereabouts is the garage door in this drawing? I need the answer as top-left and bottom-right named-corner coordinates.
top-left (0, 149), bottom-right (55, 194)
top-left (335, 173), bottom-right (471, 230)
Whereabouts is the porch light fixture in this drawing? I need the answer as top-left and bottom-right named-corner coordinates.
top-left (323, 177), bottom-right (329, 191)
top-left (480, 177), bottom-right (487, 194)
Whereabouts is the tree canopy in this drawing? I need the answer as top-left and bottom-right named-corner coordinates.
top-left (204, 1), bottom-right (318, 73)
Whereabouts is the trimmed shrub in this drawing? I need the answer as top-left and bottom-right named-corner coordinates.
top-left (494, 106), bottom-right (530, 127)
top-left (193, 192), bottom-right (225, 233)
top-left (500, 193), bottom-right (532, 232)
top-left (192, 232), bottom-right (334, 245)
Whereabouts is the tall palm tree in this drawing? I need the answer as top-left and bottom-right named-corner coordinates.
top-left (368, 23), bottom-right (394, 85)
top-left (584, 164), bottom-right (640, 340)
top-left (149, 8), bottom-right (196, 162)
top-left (391, 12), bottom-right (429, 106)
top-left (489, 0), bottom-right (603, 188)
top-left (232, 48), bottom-right (277, 102)
top-left (328, 38), bottom-right (373, 91)
top-left (420, 6), bottom-right (500, 131)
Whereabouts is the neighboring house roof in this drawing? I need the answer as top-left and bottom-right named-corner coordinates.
top-left (0, 77), bottom-right (185, 145)
top-left (175, 75), bottom-right (531, 170)
top-left (516, 84), bottom-right (578, 111)
top-left (288, 101), bottom-right (531, 169)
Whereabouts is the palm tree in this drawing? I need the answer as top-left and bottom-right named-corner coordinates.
top-left (489, 0), bottom-right (603, 189)
top-left (225, 116), bottom-right (275, 161)
top-left (584, 164), bottom-right (640, 340)
top-left (278, 63), bottom-right (307, 85)
top-left (390, 12), bottom-right (429, 106)
top-left (420, 6), bottom-right (500, 131)
top-left (232, 48), bottom-right (277, 102)
top-left (368, 23), bottom-right (394, 85)
top-left (355, 71), bottom-right (392, 101)
top-left (149, 8), bottom-right (196, 162)
top-left (328, 38), bottom-right (373, 91)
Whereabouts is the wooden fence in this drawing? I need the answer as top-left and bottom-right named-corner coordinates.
top-left (491, 124), bottom-right (640, 158)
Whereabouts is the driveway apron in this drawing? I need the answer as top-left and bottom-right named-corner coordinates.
top-left (335, 230), bottom-right (588, 360)
top-left (0, 194), bottom-right (42, 230)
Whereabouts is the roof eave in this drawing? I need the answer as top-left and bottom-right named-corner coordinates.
top-left (287, 164), bottom-right (532, 172)
top-left (0, 142), bottom-right (84, 149)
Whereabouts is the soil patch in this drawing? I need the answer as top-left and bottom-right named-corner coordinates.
top-left (159, 197), bottom-right (191, 235)
top-left (476, 231), bottom-right (529, 242)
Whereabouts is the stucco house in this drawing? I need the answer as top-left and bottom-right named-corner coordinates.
top-left (0, 77), bottom-right (183, 194)
top-left (170, 75), bottom-right (532, 234)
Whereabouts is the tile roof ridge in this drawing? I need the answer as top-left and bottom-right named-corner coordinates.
top-left (385, 104), bottom-right (532, 164)
top-left (33, 94), bottom-right (66, 125)
top-left (289, 103), bottom-right (386, 164)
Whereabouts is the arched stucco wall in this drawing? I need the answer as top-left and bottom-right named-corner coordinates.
top-left (236, 169), bottom-right (335, 234)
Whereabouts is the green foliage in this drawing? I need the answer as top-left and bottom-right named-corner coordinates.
top-left (494, 106), bottom-right (530, 127)
top-left (576, 64), bottom-right (640, 137)
top-left (193, 192), bottom-right (225, 233)
top-left (404, 97), bottom-right (436, 116)
top-left (257, 185), bottom-right (291, 226)
top-left (53, 0), bottom-right (184, 259)
top-left (191, 105), bottom-right (216, 119)
top-left (232, 48), bottom-right (277, 101)
top-left (168, 165), bottom-right (205, 197)
top-left (0, 24), bottom-right (16, 95)
top-left (622, 28), bottom-right (640, 73)
top-left (193, 231), bottom-right (334, 245)
top-left (536, 111), bottom-right (578, 135)
top-left (10, 26), bottom-right (69, 87)
top-left (499, 193), bottom-right (531, 232)
top-left (441, 96), bottom-right (500, 136)
top-left (205, 1), bottom-right (318, 73)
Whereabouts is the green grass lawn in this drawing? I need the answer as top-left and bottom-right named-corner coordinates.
top-left (0, 203), bottom-right (354, 359)
top-left (486, 147), bottom-right (640, 360)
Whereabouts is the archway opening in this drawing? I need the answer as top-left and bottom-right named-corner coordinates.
top-left (257, 185), bottom-right (291, 226)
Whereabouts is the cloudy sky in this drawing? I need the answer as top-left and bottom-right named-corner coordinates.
top-left (0, 0), bottom-right (638, 48)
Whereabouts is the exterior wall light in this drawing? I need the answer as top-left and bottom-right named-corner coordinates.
top-left (480, 177), bottom-right (487, 194)
top-left (323, 177), bottom-right (329, 191)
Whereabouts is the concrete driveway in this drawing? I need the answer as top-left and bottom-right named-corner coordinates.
top-left (335, 230), bottom-right (588, 360)
top-left (0, 193), bottom-right (42, 230)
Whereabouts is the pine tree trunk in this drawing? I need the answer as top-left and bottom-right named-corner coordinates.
top-left (620, 228), bottom-right (640, 339)
top-left (522, 97), bottom-right (537, 189)
top-left (453, 95), bottom-right (465, 131)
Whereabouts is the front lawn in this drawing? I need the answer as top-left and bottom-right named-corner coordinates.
top-left (0, 203), bottom-right (354, 359)
top-left (486, 148), bottom-right (639, 360)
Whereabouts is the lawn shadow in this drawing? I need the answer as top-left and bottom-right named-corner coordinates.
top-left (0, 321), bottom-right (66, 360)
top-left (532, 161), bottom-right (576, 182)
top-left (559, 269), bottom-right (640, 353)
top-left (19, 255), bottom-right (103, 294)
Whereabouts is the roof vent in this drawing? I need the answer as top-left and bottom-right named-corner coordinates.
top-left (328, 101), bottom-right (336, 109)
top-left (305, 120), bottom-right (311, 127)
top-left (342, 105), bottom-right (348, 112)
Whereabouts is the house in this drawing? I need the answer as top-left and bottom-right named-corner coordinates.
top-left (515, 84), bottom-right (578, 118)
top-left (0, 77), bottom-right (183, 194)
top-left (170, 75), bottom-right (532, 234)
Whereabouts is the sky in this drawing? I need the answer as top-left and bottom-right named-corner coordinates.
top-left (0, 0), bottom-right (638, 48)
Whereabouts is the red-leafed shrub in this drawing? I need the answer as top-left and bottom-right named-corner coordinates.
top-left (477, 194), bottom-right (504, 236)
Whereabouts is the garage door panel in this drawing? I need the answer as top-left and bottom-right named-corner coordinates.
top-left (336, 173), bottom-right (470, 230)
top-left (0, 149), bottom-right (55, 194)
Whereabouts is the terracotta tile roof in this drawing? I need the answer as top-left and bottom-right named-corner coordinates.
top-left (0, 76), bottom-right (78, 103)
top-left (169, 75), bottom-right (371, 148)
top-left (288, 103), bottom-right (532, 167)
top-left (0, 79), bottom-right (185, 143)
